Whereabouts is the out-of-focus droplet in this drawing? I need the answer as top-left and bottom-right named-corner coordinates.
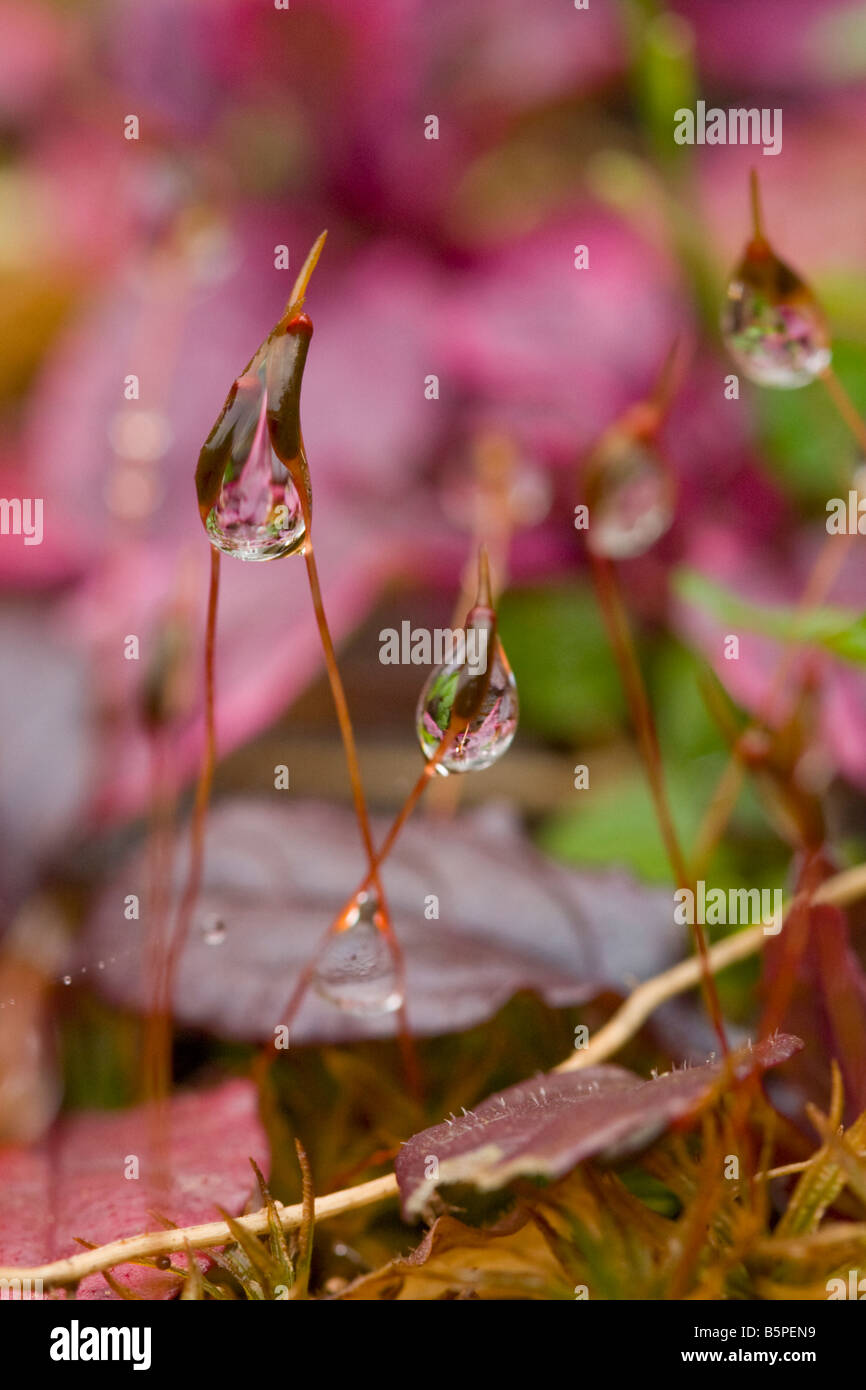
top-left (416, 635), bottom-right (518, 775)
top-left (721, 173), bottom-right (831, 389)
top-left (108, 408), bottom-right (173, 464)
top-left (204, 372), bottom-right (309, 560)
top-left (62, 975), bottom-right (71, 986)
top-left (585, 433), bottom-right (674, 559)
top-left (199, 914), bottom-right (226, 947)
top-left (721, 250), bottom-right (831, 388)
top-left (440, 433), bottom-right (552, 532)
top-left (313, 894), bottom-right (403, 1014)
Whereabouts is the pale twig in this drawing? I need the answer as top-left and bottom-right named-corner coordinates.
top-left (5, 859), bottom-right (864, 1290)
top-left (0, 1174), bottom-right (399, 1289)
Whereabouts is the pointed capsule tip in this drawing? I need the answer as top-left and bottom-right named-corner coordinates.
top-left (281, 231), bottom-right (328, 324)
top-left (475, 544), bottom-right (493, 609)
top-left (749, 168), bottom-right (766, 245)
top-left (650, 334), bottom-right (685, 418)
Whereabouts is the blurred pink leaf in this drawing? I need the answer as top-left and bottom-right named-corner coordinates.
top-left (672, 526), bottom-right (866, 790)
top-left (20, 231), bottom-right (449, 821)
top-left (0, 607), bottom-right (93, 912)
top-left (0, 1079), bottom-right (267, 1299)
top-left (0, 1), bottom-right (78, 123)
top-left (440, 215), bottom-right (682, 466)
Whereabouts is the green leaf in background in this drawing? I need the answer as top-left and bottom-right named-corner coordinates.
top-left (674, 567), bottom-right (866, 666)
top-left (814, 4), bottom-right (866, 82)
top-left (498, 584), bottom-right (626, 743)
top-left (751, 339), bottom-right (866, 505)
top-left (537, 763), bottom-right (726, 885)
top-left (624, 2), bottom-right (697, 169)
top-left (649, 639), bottom-right (728, 764)
top-left (536, 628), bottom-right (789, 892)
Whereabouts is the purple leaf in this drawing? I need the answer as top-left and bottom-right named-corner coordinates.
top-left (82, 798), bottom-right (686, 1044)
top-left (395, 1034), bottom-right (802, 1219)
top-left (0, 607), bottom-right (93, 913)
top-left (0, 1079), bottom-right (267, 1299)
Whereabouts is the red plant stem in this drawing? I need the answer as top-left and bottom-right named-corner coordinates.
top-left (141, 731), bottom-right (174, 1106)
top-left (156, 547), bottom-right (221, 1083)
top-left (298, 511), bottom-right (420, 1096)
top-left (261, 730), bottom-right (457, 1067)
top-left (140, 729), bottom-right (175, 1192)
top-left (590, 552), bottom-right (729, 1056)
top-left (692, 527), bottom-right (857, 877)
top-left (820, 364), bottom-right (866, 458)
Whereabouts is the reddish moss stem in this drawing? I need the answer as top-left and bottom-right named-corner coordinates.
top-left (257, 731), bottom-right (456, 1087)
top-left (820, 365), bottom-right (866, 457)
top-left (298, 512), bottom-right (421, 1097)
top-left (590, 553), bottom-right (729, 1056)
top-left (155, 547), bottom-right (221, 1090)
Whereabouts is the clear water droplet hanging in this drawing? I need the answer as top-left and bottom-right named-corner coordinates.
top-left (721, 172), bottom-right (831, 390)
top-left (313, 892), bottom-right (403, 1014)
top-left (416, 553), bottom-right (518, 775)
top-left (584, 433), bottom-right (674, 560)
top-left (204, 371), bottom-right (310, 560)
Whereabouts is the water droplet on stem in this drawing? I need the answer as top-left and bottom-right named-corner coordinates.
top-left (585, 433), bottom-right (674, 560)
top-left (721, 172), bottom-right (831, 389)
top-left (416, 548), bottom-right (518, 773)
top-left (205, 373), bottom-right (309, 560)
top-left (313, 894), bottom-right (403, 1014)
top-left (199, 914), bottom-right (227, 946)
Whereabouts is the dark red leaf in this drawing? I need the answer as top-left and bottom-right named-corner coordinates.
top-left (395, 1034), bottom-right (803, 1219)
top-left (82, 798), bottom-right (686, 1044)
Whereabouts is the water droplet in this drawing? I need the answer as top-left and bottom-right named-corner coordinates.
top-left (199, 914), bottom-right (227, 947)
top-left (204, 372), bottom-right (310, 561)
top-left (721, 245), bottom-right (831, 389)
top-left (313, 894), bottom-right (403, 1014)
top-left (721, 176), bottom-right (830, 389)
top-left (62, 976), bottom-right (71, 986)
top-left (440, 433), bottom-right (552, 532)
top-left (416, 636), bottom-right (518, 774)
top-left (585, 434), bottom-right (674, 560)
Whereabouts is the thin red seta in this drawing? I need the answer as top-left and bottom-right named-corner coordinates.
top-left (590, 552), bottom-right (730, 1057)
top-left (748, 167), bottom-right (766, 248)
top-left (819, 363), bottom-right (866, 457)
top-left (296, 486), bottom-right (420, 1096)
top-left (255, 731), bottom-right (457, 1081)
top-left (260, 547), bottom-right (496, 1066)
top-left (257, 233), bottom-right (421, 1092)
top-left (693, 174), bottom-right (865, 870)
top-left (151, 546), bottom-right (221, 1097)
top-left (140, 726), bottom-right (177, 1192)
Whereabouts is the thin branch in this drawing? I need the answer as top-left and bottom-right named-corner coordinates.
top-left (556, 923), bottom-right (762, 1074)
top-left (0, 1174), bottom-right (398, 1290)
